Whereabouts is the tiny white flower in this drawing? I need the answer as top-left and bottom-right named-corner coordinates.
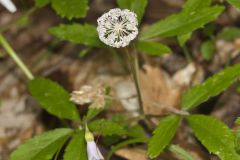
top-left (87, 141), bottom-right (104, 160)
top-left (97, 8), bottom-right (138, 48)
top-left (0, 0), bottom-right (17, 13)
top-left (85, 125), bottom-right (104, 160)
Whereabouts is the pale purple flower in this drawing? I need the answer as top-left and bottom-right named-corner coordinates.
top-left (0, 0), bottom-right (17, 13)
top-left (87, 141), bottom-right (104, 160)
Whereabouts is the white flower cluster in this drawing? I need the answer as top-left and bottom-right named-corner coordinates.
top-left (97, 8), bottom-right (138, 48)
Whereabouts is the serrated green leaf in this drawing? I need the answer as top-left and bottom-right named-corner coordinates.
top-left (200, 40), bottom-right (215, 61)
top-left (88, 119), bottom-right (127, 136)
top-left (28, 77), bottom-right (80, 120)
top-left (169, 144), bottom-right (194, 160)
top-left (181, 63), bottom-right (240, 110)
top-left (140, 6), bottom-right (224, 40)
top-left (49, 24), bottom-right (103, 47)
top-left (117, 0), bottom-right (147, 22)
top-left (187, 115), bottom-right (240, 160)
top-left (217, 27), bottom-right (240, 40)
top-left (177, 0), bottom-right (212, 46)
top-left (64, 130), bottom-right (87, 160)
top-left (10, 128), bottom-right (73, 160)
top-left (51, 0), bottom-right (89, 19)
top-left (107, 137), bottom-right (148, 160)
top-left (227, 0), bottom-right (240, 9)
top-left (136, 41), bottom-right (171, 56)
top-left (147, 115), bottom-right (180, 158)
top-left (35, 0), bottom-right (50, 7)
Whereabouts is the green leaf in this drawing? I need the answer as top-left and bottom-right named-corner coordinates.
top-left (169, 144), bottom-right (194, 160)
top-left (49, 24), bottom-right (103, 47)
top-left (235, 129), bottom-right (240, 154)
top-left (28, 77), bottom-right (80, 120)
top-left (64, 130), bottom-right (87, 160)
top-left (107, 137), bottom-right (148, 160)
top-left (136, 41), bottom-right (171, 56)
top-left (117, 0), bottom-right (133, 8)
top-left (177, 33), bottom-right (192, 47)
top-left (10, 128), bottom-right (73, 160)
top-left (117, 0), bottom-right (148, 22)
top-left (88, 119), bottom-right (127, 136)
top-left (147, 115), bottom-right (180, 158)
top-left (187, 115), bottom-right (240, 160)
top-left (51, 0), bottom-right (89, 19)
top-left (181, 63), bottom-right (240, 110)
top-left (177, 0), bottom-right (212, 46)
top-left (140, 6), bottom-right (224, 40)
top-left (217, 27), bottom-right (240, 40)
top-left (127, 125), bottom-right (146, 138)
top-left (182, 0), bottom-right (212, 13)
top-left (35, 0), bottom-right (50, 7)
top-left (236, 117), bottom-right (240, 124)
top-left (200, 40), bottom-right (215, 61)
top-left (227, 0), bottom-right (240, 9)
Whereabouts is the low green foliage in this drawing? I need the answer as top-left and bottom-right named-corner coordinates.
top-left (28, 77), bottom-right (80, 120)
top-left (10, 129), bottom-right (73, 160)
top-left (200, 40), bottom-right (215, 61)
top-left (177, 0), bottom-right (212, 46)
top-left (136, 41), bottom-right (171, 56)
top-left (181, 63), bottom-right (240, 110)
top-left (235, 129), bottom-right (240, 154)
top-left (147, 115), bottom-right (180, 158)
top-left (169, 144), bottom-right (194, 160)
top-left (88, 119), bottom-right (127, 136)
top-left (227, 0), bottom-right (240, 9)
top-left (63, 130), bottom-right (87, 160)
top-left (35, 0), bottom-right (50, 7)
top-left (217, 27), bottom-right (240, 40)
top-left (187, 115), bottom-right (240, 160)
top-left (51, 0), bottom-right (88, 19)
top-left (140, 6), bottom-right (224, 40)
top-left (49, 24), bottom-right (103, 47)
top-left (127, 125), bottom-right (146, 138)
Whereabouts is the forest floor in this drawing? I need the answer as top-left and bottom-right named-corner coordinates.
top-left (0, 0), bottom-right (240, 160)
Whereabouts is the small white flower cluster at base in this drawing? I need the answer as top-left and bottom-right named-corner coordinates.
top-left (97, 8), bottom-right (138, 48)
top-left (0, 0), bottom-right (17, 13)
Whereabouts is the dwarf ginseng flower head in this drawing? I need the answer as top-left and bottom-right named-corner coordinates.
top-left (97, 8), bottom-right (138, 48)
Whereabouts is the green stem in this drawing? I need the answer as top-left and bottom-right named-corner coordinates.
top-left (169, 144), bottom-right (194, 160)
top-left (0, 33), bottom-right (34, 80)
top-left (183, 45), bottom-right (192, 63)
top-left (125, 48), bottom-right (144, 115)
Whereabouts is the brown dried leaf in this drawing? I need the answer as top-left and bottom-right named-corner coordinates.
top-left (140, 65), bottom-right (181, 115)
top-left (115, 147), bottom-right (147, 160)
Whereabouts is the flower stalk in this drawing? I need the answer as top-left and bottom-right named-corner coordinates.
top-left (0, 33), bottom-right (34, 80)
top-left (125, 48), bottom-right (144, 116)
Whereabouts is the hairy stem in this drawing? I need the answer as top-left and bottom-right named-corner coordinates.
top-left (0, 33), bottom-right (34, 80)
top-left (125, 48), bottom-right (144, 115)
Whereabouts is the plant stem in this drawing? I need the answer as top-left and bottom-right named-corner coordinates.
top-left (0, 33), bottom-right (34, 80)
top-left (125, 48), bottom-right (144, 116)
top-left (182, 45), bottom-right (192, 63)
